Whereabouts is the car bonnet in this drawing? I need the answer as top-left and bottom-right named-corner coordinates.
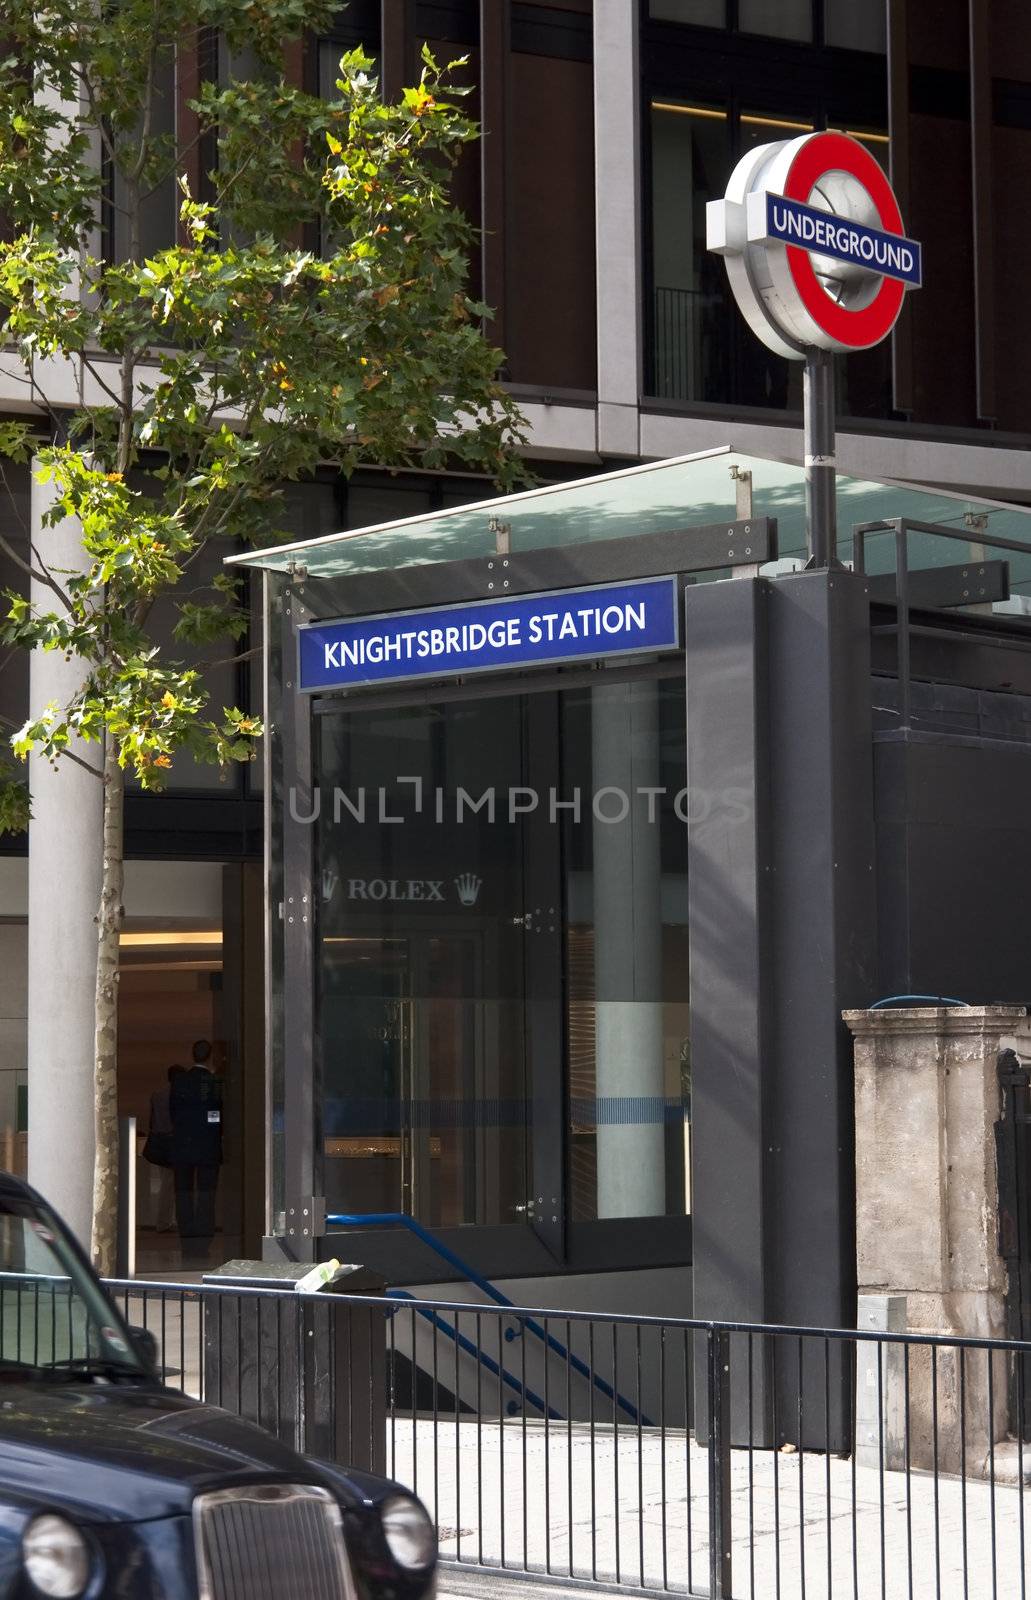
top-left (0, 1384), bottom-right (341, 1523)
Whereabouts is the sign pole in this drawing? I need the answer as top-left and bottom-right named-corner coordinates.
top-left (803, 346), bottom-right (838, 568)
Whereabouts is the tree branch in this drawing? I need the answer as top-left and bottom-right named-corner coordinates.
top-left (57, 743), bottom-right (104, 779)
top-left (27, 539), bottom-right (78, 615)
top-left (75, 64), bottom-right (118, 167)
top-left (0, 528), bottom-right (55, 590)
top-left (200, 645), bottom-right (260, 669)
top-left (129, 0), bottom-right (162, 186)
top-left (78, 353), bottom-right (125, 411)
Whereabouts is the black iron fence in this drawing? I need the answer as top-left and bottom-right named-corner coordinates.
top-left (103, 1278), bottom-right (1031, 1599)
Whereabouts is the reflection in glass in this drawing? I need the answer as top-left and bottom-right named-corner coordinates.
top-left (650, 101), bottom-right (732, 404)
top-left (0, 1201), bottom-right (146, 1375)
top-left (563, 679), bottom-right (690, 1221)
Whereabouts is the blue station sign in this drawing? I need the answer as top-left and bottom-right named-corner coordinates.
top-left (760, 193), bottom-right (923, 287)
top-left (298, 576), bottom-right (680, 692)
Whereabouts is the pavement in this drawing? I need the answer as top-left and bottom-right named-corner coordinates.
top-left (389, 1416), bottom-right (1031, 1599)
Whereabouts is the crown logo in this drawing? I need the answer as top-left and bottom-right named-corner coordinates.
top-left (321, 868), bottom-right (339, 902)
top-left (454, 873), bottom-right (482, 907)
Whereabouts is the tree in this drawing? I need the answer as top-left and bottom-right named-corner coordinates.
top-left (0, 1), bottom-right (524, 1271)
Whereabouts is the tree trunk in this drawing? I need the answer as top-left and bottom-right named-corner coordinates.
top-left (91, 739), bottom-right (125, 1274)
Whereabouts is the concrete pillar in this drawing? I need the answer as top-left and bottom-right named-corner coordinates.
top-left (844, 1005), bottom-right (1028, 1473)
top-left (592, 0), bottom-right (641, 458)
top-left (592, 679), bottom-right (664, 1218)
top-left (26, 466), bottom-right (103, 1248)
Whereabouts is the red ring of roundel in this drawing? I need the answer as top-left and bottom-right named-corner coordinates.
top-left (782, 131), bottom-right (906, 349)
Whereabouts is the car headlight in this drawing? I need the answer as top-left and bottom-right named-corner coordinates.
top-left (380, 1494), bottom-right (436, 1570)
top-left (22, 1514), bottom-right (92, 1598)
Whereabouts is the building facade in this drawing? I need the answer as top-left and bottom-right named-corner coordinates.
top-left (1, 1), bottom-right (1030, 1295)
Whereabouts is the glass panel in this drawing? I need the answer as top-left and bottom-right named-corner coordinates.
top-left (316, 673), bottom-right (693, 1230)
top-left (564, 677), bottom-right (690, 1220)
top-left (231, 451), bottom-right (1031, 582)
top-left (738, 0), bottom-right (812, 42)
top-left (317, 695), bottom-right (534, 1227)
top-left (650, 101), bottom-right (733, 404)
top-left (825, 0), bottom-right (887, 53)
top-left (649, 0), bottom-right (726, 25)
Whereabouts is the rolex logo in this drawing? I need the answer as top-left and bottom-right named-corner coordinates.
top-left (321, 868), bottom-right (339, 902)
top-left (454, 873), bottom-right (482, 907)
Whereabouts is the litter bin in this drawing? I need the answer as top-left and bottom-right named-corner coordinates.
top-left (202, 1260), bottom-right (388, 1474)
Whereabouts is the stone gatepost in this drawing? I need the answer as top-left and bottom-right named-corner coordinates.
top-left (843, 1006), bottom-right (1029, 1474)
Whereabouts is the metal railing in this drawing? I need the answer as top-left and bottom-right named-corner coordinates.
top-left (653, 286), bottom-right (725, 404)
top-left (855, 514), bottom-right (1031, 737)
top-left (98, 1277), bottom-right (1031, 1599)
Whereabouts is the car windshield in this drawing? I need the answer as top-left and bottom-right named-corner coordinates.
top-left (0, 1193), bottom-right (146, 1381)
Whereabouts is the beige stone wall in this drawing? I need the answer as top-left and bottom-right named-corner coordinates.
top-left (845, 1006), bottom-right (1029, 1472)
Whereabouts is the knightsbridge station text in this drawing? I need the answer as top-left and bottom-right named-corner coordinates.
top-left (319, 600), bottom-right (648, 670)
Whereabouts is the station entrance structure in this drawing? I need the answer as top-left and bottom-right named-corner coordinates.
top-left (233, 448), bottom-right (1031, 1389)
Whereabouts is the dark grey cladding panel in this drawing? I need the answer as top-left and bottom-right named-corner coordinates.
top-left (874, 735), bottom-right (1031, 1003)
top-left (685, 576), bottom-right (768, 1328)
top-left (762, 570), bottom-right (877, 1339)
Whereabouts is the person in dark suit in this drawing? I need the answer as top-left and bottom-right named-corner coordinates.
top-left (170, 1039), bottom-right (223, 1264)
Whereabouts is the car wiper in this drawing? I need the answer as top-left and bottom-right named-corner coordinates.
top-left (40, 1356), bottom-right (149, 1384)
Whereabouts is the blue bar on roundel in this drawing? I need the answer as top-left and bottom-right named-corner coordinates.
top-left (764, 193), bottom-right (922, 288)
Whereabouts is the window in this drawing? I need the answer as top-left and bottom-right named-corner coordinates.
top-left (647, 91), bottom-right (893, 416)
top-left (649, 101), bottom-right (732, 404)
top-left (737, 0), bottom-right (812, 43)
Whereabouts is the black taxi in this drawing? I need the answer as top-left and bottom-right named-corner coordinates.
top-left (0, 1172), bottom-right (435, 1599)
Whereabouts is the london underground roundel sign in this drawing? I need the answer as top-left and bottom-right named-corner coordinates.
top-left (706, 130), bottom-right (921, 358)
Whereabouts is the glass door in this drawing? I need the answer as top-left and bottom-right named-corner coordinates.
top-left (316, 690), bottom-right (546, 1237)
top-left (314, 669), bottom-right (692, 1256)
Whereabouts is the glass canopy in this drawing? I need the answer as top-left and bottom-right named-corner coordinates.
top-left (227, 445), bottom-right (1031, 599)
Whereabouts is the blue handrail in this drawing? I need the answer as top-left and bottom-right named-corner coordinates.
top-left (388, 1289), bottom-right (558, 1420)
top-left (327, 1212), bottom-right (514, 1310)
top-left (325, 1210), bottom-right (648, 1424)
